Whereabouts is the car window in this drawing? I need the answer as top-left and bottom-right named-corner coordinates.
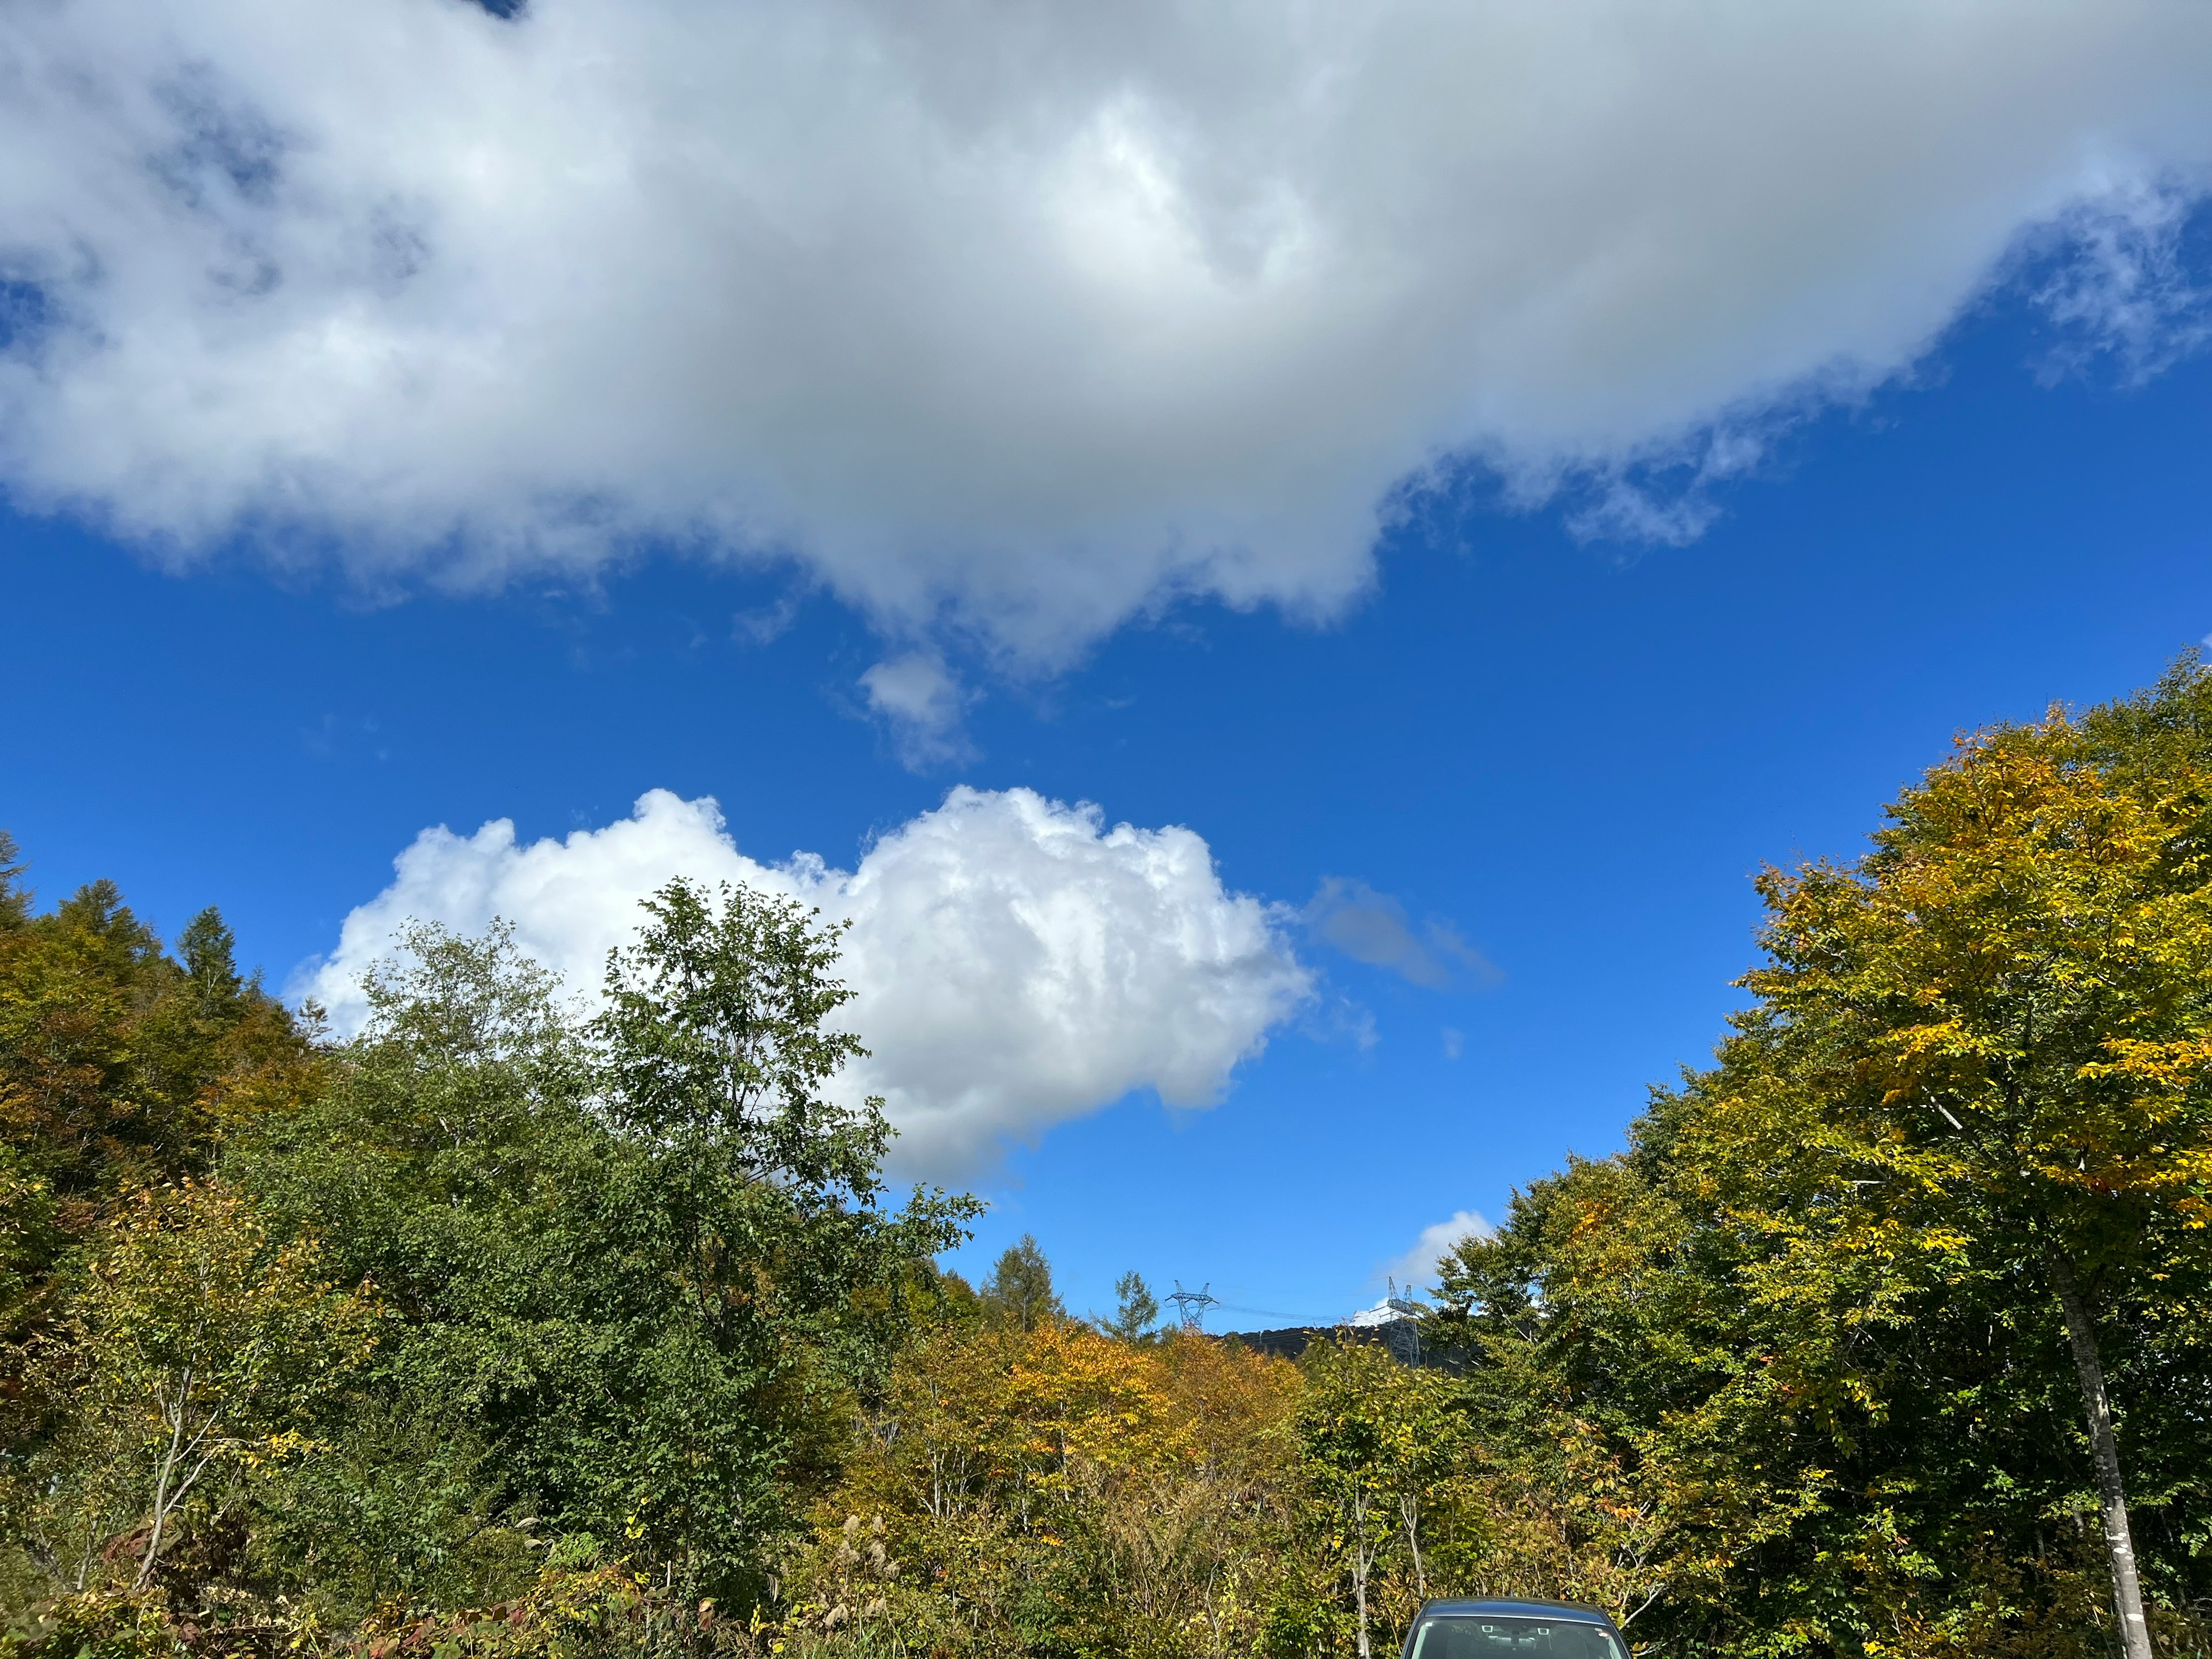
top-left (1407, 1614), bottom-right (1628, 1659)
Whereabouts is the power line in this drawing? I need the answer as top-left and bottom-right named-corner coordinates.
top-left (1160, 1292), bottom-right (1435, 1330)
top-left (1212, 1301), bottom-right (1343, 1324)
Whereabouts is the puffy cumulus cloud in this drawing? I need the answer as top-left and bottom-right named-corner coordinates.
top-left (1381, 1210), bottom-right (1494, 1294)
top-left (297, 787), bottom-right (1312, 1177)
top-left (6, 2), bottom-right (2212, 661)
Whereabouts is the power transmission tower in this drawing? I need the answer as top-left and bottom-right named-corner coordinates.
top-left (1165, 1281), bottom-right (1220, 1332)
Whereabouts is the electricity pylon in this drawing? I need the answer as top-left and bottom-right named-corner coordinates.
top-left (1165, 1281), bottom-right (1220, 1332)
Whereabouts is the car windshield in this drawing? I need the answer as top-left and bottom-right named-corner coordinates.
top-left (1406, 1614), bottom-right (1628, 1658)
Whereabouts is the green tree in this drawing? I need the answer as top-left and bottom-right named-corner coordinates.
top-left (176, 908), bottom-right (244, 1025)
top-left (1730, 674), bottom-right (2212, 1659)
top-left (586, 880), bottom-right (974, 1570)
top-left (229, 921), bottom-right (596, 1615)
top-left (235, 896), bottom-right (974, 1609)
top-left (0, 881), bottom-right (307, 1216)
top-left (0, 832), bottom-right (29, 931)
top-left (0, 859), bottom-right (315, 1598)
top-left (980, 1235), bottom-right (1063, 1333)
top-left (35, 1180), bottom-right (379, 1591)
top-left (1293, 1339), bottom-right (1437, 1659)
top-left (1437, 1156), bottom-right (1795, 1650)
top-left (594, 878), bottom-right (890, 1199)
top-left (1431, 662), bottom-right (2212, 1657)
top-left (1100, 1270), bottom-right (1161, 1343)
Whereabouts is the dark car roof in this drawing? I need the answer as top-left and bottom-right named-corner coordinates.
top-left (1416, 1599), bottom-right (1619, 1628)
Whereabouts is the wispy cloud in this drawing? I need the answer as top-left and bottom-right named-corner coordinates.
top-left (2031, 177), bottom-right (2212, 388)
top-left (858, 652), bottom-right (975, 770)
top-left (1380, 1210), bottom-right (1494, 1294)
top-left (1303, 878), bottom-right (1499, 990)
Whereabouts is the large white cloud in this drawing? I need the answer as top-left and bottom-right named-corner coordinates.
top-left (297, 787), bottom-right (1312, 1177)
top-left (4, 1), bottom-right (2211, 661)
top-left (1381, 1209), bottom-right (1494, 1294)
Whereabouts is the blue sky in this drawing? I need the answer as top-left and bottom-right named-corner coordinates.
top-left (6, 0), bottom-right (2212, 1326)
top-left (13, 271), bottom-right (2211, 1323)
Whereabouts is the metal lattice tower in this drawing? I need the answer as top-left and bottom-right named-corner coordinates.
top-left (1165, 1281), bottom-right (1220, 1332)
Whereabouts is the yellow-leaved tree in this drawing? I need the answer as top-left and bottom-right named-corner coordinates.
top-left (33, 1180), bottom-right (381, 1593)
top-left (1733, 663), bottom-right (2212, 1659)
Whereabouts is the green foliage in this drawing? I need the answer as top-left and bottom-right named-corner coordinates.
top-left (1289, 1340), bottom-right (1485, 1659)
top-left (0, 865), bottom-right (318, 1607)
top-left (1, 865), bottom-right (973, 1642)
top-left (1101, 1271), bottom-right (1161, 1344)
top-left (1429, 660), bottom-right (2212, 1658)
top-left (250, 1393), bottom-right (542, 1619)
top-left (3, 1589), bottom-right (190, 1659)
top-left (0, 878), bottom-right (310, 1226)
top-left (595, 880), bottom-right (887, 1199)
top-left (980, 1235), bottom-right (1065, 1333)
top-left (13, 660), bottom-right (2212, 1659)
top-left (905, 1260), bottom-right (984, 1332)
top-left (1, 1562), bottom-right (772, 1659)
top-left (232, 901), bottom-right (975, 1609)
top-left (334, 1562), bottom-right (770, 1659)
top-left (44, 1180), bottom-right (381, 1593)
top-left (0, 835), bottom-right (29, 933)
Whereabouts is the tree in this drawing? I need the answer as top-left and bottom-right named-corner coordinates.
top-left (789, 1317), bottom-right (1300, 1659)
top-left (1733, 682), bottom-right (2212, 1659)
top-left (177, 908), bottom-right (243, 1021)
top-left (0, 831), bottom-right (28, 931)
top-left (1, 865), bottom-right (317, 1594)
top-left (595, 878), bottom-right (892, 1200)
top-left (1100, 1270), bottom-right (1161, 1343)
top-left (981, 1236), bottom-right (1064, 1333)
top-left (227, 921), bottom-right (600, 1615)
top-left (1415, 667), bottom-right (2212, 1656)
top-left (586, 881), bottom-right (975, 1571)
top-left (0, 874), bottom-right (312, 1244)
top-left (58, 1181), bottom-right (379, 1590)
top-left (1294, 1339), bottom-right (1435, 1659)
top-left (1436, 1162), bottom-right (1757, 1647)
top-left (234, 896), bottom-right (975, 1607)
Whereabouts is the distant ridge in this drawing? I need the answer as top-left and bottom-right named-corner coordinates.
top-left (1219, 1289), bottom-right (1452, 1368)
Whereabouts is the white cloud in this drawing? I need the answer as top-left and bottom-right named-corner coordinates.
top-left (5, 2), bottom-right (2212, 660)
top-left (858, 652), bottom-right (974, 767)
top-left (1381, 1210), bottom-right (1493, 1293)
top-left (296, 786), bottom-right (1312, 1177)
top-left (2029, 176), bottom-right (2212, 387)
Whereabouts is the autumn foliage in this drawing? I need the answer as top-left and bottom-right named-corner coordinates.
top-left (10, 662), bottom-right (2212, 1657)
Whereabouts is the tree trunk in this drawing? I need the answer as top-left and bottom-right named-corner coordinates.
top-left (1351, 1486), bottom-right (1374, 1659)
top-left (2047, 1248), bottom-right (2153, 1659)
top-left (1401, 1491), bottom-right (1428, 1597)
top-left (135, 1371), bottom-right (193, 1592)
